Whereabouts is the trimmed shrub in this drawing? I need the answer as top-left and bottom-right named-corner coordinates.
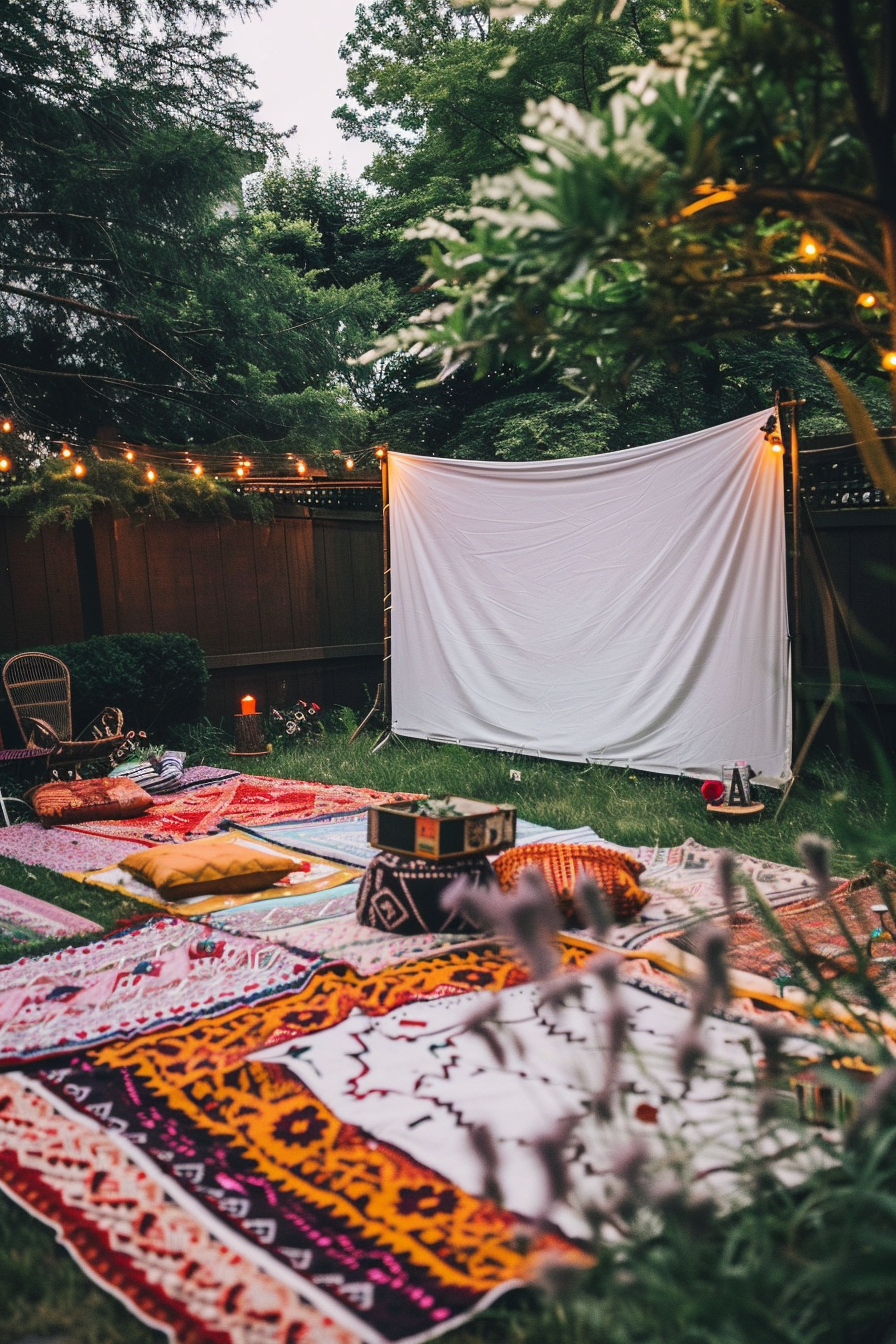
top-left (0, 633), bottom-right (209, 737)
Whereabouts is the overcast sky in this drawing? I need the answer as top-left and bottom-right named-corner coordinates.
top-left (226, 0), bottom-right (375, 177)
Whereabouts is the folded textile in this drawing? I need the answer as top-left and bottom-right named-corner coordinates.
top-left (0, 884), bottom-right (101, 945)
top-left (0, 916), bottom-right (318, 1067)
top-left (236, 815), bottom-right (605, 869)
top-left (64, 777), bottom-right (422, 844)
top-left (0, 1074), bottom-right (359, 1344)
top-left (0, 821), bottom-right (153, 875)
top-left (271, 912), bottom-right (488, 975)
top-left (71, 836), bottom-right (361, 918)
top-left (110, 749), bottom-right (186, 795)
top-left (28, 947), bottom-right (572, 1344)
top-left (206, 882), bottom-right (362, 937)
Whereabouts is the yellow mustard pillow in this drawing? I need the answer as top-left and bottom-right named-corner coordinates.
top-left (121, 837), bottom-right (302, 900)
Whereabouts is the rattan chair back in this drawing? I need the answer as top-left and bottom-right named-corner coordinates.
top-left (3, 653), bottom-right (72, 745)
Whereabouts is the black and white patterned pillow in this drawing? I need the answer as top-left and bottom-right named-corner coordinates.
top-left (111, 750), bottom-right (186, 795)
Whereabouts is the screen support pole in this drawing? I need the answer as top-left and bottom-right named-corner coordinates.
top-left (370, 448), bottom-right (396, 753)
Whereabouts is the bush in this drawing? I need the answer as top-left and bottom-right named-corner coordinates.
top-left (0, 633), bottom-right (209, 737)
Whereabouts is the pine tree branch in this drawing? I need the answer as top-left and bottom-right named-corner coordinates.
top-left (0, 282), bottom-right (139, 323)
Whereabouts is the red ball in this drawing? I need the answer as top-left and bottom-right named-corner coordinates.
top-left (702, 779), bottom-right (725, 804)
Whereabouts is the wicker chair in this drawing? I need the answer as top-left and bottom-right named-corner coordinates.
top-left (2, 652), bottom-right (127, 778)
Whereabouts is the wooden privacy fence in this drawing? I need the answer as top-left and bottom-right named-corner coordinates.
top-left (0, 501), bottom-right (384, 719)
top-left (0, 497), bottom-right (894, 747)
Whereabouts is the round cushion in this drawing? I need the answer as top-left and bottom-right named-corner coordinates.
top-left (491, 842), bottom-right (650, 924)
top-left (356, 851), bottom-right (494, 934)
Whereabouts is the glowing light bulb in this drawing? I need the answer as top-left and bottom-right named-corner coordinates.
top-left (243, 459), bottom-right (252, 470)
top-left (297, 461), bottom-right (307, 475)
top-left (882, 350), bottom-right (896, 371)
top-left (73, 461), bottom-right (86, 477)
top-left (60, 444), bottom-right (72, 458)
top-left (0, 457), bottom-right (10, 472)
top-left (857, 292), bottom-right (877, 308)
top-left (125, 449), bottom-right (135, 461)
top-left (193, 463), bottom-right (203, 476)
top-left (236, 466), bottom-right (245, 478)
top-left (374, 446), bottom-right (386, 459)
top-left (146, 467), bottom-right (156, 483)
top-left (798, 233), bottom-right (822, 260)
top-left (1, 419), bottom-right (12, 433)
top-left (345, 457), bottom-right (355, 470)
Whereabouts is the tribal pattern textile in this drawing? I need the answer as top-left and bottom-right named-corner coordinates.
top-left (0, 916), bottom-right (317, 1067)
top-left (0, 1075), bottom-right (359, 1344)
top-left (206, 883), bottom-right (361, 938)
top-left (606, 839), bottom-right (837, 947)
top-left (65, 779), bottom-right (422, 845)
top-left (664, 873), bottom-right (896, 996)
top-left (236, 816), bottom-right (604, 869)
top-left (71, 838), bottom-right (361, 919)
top-left (0, 820), bottom-right (152, 875)
top-left (253, 971), bottom-right (764, 1243)
top-left (29, 948), bottom-right (571, 1343)
top-left (267, 912), bottom-right (491, 976)
top-left (0, 883), bottom-right (101, 945)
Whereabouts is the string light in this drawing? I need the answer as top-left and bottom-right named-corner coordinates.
top-left (73, 461), bottom-right (86, 477)
top-left (798, 233), bottom-right (822, 260)
top-left (60, 443), bottom-right (72, 459)
top-left (242, 459), bottom-right (252, 470)
top-left (882, 350), bottom-right (896, 371)
top-left (192, 463), bottom-right (203, 476)
top-left (857, 292), bottom-right (877, 308)
top-left (145, 467), bottom-right (156, 483)
top-left (125, 449), bottom-right (135, 462)
top-left (236, 466), bottom-right (245, 478)
top-left (1, 419), bottom-right (12, 434)
top-left (374, 446), bottom-right (386, 459)
top-left (0, 457), bottom-right (10, 472)
top-left (297, 461), bottom-right (307, 475)
top-left (345, 457), bottom-right (355, 470)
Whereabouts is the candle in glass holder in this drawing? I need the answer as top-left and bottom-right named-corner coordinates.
top-left (241, 694), bottom-right (256, 715)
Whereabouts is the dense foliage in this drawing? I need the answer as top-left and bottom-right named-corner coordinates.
top-left (0, 0), bottom-right (391, 454)
top-left (365, 1), bottom-right (896, 463)
top-left (0, 632), bottom-right (209, 736)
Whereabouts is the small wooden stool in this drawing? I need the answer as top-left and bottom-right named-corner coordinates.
top-left (229, 713), bottom-right (271, 758)
top-left (707, 801), bottom-right (764, 823)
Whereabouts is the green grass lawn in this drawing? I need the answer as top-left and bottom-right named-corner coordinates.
top-left (0, 729), bottom-right (883, 1340)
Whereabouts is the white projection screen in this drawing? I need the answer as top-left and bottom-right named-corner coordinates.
top-left (387, 411), bottom-right (792, 783)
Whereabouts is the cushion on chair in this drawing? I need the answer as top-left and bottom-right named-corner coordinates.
top-left (491, 842), bottom-right (650, 924)
top-left (120, 836), bottom-right (305, 900)
top-left (356, 850), bottom-right (494, 934)
top-left (29, 777), bottom-right (153, 828)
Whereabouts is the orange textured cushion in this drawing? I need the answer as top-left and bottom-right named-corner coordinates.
top-left (492, 842), bottom-right (650, 924)
top-left (120, 837), bottom-right (304, 900)
top-left (30, 777), bottom-right (153, 829)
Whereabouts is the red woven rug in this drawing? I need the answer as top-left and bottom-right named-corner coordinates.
top-left (64, 775), bottom-right (421, 844)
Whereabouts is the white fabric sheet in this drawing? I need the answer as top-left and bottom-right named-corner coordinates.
top-left (388, 411), bottom-right (791, 781)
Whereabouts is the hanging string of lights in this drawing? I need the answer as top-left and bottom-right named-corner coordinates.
top-left (0, 419), bottom-right (388, 490)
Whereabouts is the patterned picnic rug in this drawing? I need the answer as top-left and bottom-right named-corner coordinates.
top-left (664, 870), bottom-right (896, 995)
top-left (64, 777), bottom-right (421, 845)
top-left (0, 916), bottom-right (318, 1067)
top-left (0, 884), bottom-right (101, 945)
top-left (25, 948), bottom-right (575, 1343)
top-left (0, 1074), bottom-right (356, 1344)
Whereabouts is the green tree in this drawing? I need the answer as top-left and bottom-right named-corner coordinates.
top-left (365, 1), bottom-right (896, 479)
top-left (0, 0), bottom-right (391, 456)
